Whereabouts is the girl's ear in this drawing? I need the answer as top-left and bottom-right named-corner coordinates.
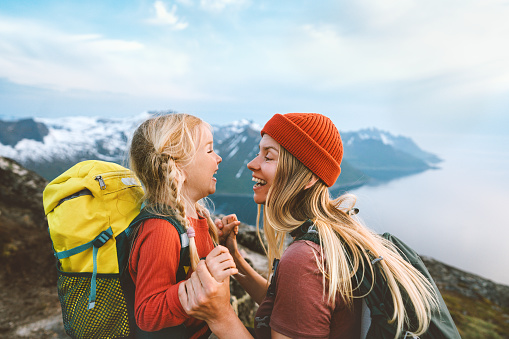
top-left (175, 166), bottom-right (186, 184)
top-left (304, 175), bottom-right (319, 190)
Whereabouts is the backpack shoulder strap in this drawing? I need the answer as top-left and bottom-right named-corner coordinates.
top-left (128, 209), bottom-right (186, 238)
top-left (265, 220), bottom-right (319, 299)
top-left (128, 209), bottom-right (191, 282)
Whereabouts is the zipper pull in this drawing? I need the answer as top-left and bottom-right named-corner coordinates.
top-left (95, 176), bottom-right (106, 190)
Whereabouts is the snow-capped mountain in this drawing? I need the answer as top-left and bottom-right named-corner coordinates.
top-left (342, 128), bottom-right (441, 165)
top-left (0, 113), bottom-right (148, 164)
top-left (0, 113), bottom-right (440, 194)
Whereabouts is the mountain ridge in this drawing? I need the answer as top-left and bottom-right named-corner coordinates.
top-left (0, 113), bottom-right (441, 194)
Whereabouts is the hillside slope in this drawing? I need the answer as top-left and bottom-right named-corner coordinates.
top-left (2, 156), bottom-right (504, 339)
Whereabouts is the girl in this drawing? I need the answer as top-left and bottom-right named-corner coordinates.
top-left (128, 113), bottom-right (237, 338)
top-left (179, 113), bottom-right (446, 338)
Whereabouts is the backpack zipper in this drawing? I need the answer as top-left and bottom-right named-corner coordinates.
top-left (95, 176), bottom-right (106, 190)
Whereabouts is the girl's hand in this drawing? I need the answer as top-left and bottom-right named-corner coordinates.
top-left (215, 216), bottom-right (239, 256)
top-left (205, 245), bottom-right (238, 283)
top-left (216, 214), bottom-right (240, 246)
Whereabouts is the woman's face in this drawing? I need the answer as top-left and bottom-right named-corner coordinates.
top-left (182, 124), bottom-right (222, 203)
top-left (247, 134), bottom-right (279, 204)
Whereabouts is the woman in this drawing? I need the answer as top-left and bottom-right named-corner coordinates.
top-left (128, 113), bottom-right (238, 338)
top-left (179, 113), bottom-right (440, 338)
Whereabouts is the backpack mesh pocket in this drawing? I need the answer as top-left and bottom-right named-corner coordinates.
top-left (57, 269), bottom-right (131, 339)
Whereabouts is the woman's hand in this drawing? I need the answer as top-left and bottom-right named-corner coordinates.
top-left (178, 259), bottom-right (233, 322)
top-left (215, 215), bottom-right (240, 255)
top-left (178, 259), bottom-right (253, 338)
top-left (216, 214), bottom-right (240, 244)
top-left (206, 245), bottom-right (238, 283)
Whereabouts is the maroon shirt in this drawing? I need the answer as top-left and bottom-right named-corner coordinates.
top-left (255, 240), bottom-right (361, 339)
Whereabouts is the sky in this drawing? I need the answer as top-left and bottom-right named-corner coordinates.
top-left (1, 0), bottom-right (509, 144)
top-left (1, 1), bottom-right (509, 285)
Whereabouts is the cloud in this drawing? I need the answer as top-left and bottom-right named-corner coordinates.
top-left (200, 0), bottom-right (248, 12)
top-left (176, 0), bottom-right (194, 5)
top-left (71, 34), bottom-right (144, 52)
top-left (253, 0), bottom-right (509, 101)
top-left (1, 0), bottom-right (509, 133)
top-left (0, 15), bottom-right (199, 99)
top-left (147, 1), bottom-right (188, 30)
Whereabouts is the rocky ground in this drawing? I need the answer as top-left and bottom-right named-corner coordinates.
top-left (1, 155), bottom-right (508, 339)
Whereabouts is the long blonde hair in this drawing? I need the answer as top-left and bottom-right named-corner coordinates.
top-left (129, 113), bottom-right (218, 269)
top-left (258, 146), bottom-right (439, 338)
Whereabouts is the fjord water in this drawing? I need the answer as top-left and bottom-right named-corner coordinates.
top-left (349, 133), bottom-right (509, 286)
top-left (211, 133), bottom-right (509, 285)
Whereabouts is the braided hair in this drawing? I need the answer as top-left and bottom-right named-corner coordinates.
top-left (128, 113), bottom-right (218, 269)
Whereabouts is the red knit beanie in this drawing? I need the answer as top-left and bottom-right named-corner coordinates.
top-left (261, 113), bottom-right (343, 187)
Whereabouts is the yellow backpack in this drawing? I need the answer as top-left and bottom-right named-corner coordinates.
top-left (43, 160), bottom-right (144, 339)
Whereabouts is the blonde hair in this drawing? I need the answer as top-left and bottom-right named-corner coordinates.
top-left (257, 146), bottom-right (439, 338)
top-left (129, 113), bottom-right (218, 270)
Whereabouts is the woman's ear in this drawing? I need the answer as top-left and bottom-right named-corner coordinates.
top-left (304, 175), bottom-right (319, 190)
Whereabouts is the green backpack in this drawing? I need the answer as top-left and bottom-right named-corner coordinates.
top-left (288, 220), bottom-right (461, 339)
top-left (43, 160), bottom-right (195, 339)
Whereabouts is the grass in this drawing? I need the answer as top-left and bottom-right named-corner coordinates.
top-left (442, 291), bottom-right (509, 339)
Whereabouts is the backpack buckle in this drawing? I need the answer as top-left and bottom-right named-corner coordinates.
top-left (92, 230), bottom-right (113, 248)
top-left (307, 226), bottom-right (318, 234)
top-left (371, 256), bottom-right (384, 265)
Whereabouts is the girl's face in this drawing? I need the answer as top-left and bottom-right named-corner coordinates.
top-left (247, 134), bottom-right (279, 205)
top-left (182, 124), bottom-right (222, 203)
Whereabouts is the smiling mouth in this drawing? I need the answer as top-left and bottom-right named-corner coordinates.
top-left (252, 177), bottom-right (267, 188)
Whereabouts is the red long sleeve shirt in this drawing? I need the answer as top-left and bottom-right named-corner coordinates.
top-left (128, 216), bottom-right (215, 337)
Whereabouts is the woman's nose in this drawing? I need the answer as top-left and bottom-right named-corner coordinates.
top-left (247, 157), bottom-right (257, 171)
top-left (247, 155), bottom-right (260, 172)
